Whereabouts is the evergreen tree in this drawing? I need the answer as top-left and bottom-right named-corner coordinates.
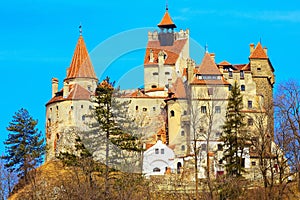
top-left (92, 77), bottom-right (141, 197)
top-left (221, 82), bottom-right (247, 176)
top-left (2, 108), bottom-right (45, 182)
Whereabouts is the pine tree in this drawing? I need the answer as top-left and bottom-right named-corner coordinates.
top-left (92, 77), bottom-right (141, 197)
top-left (221, 82), bottom-right (247, 176)
top-left (2, 108), bottom-right (45, 182)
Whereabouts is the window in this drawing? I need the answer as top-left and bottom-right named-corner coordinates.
top-left (161, 149), bottom-right (164, 154)
top-left (240, 71), bottom-right (244, 79)
top-left (152, 107), bottom-right (156, 111)
top-left (181, 145), bottom-right (185, 151)
top-left (89, 105), bottom-right (93, 109)
top-left (241, 158), bottom-right (245, 168)
top-left (143, 107), bottom-right (147, 111)
top-left (215, 132), bottom-right (221, 137)
top-left (201, 106), bottom-right (207, 113)
top-left (257, 68), bottom-right (261, 71)
top-left (200, 127), bottom-right (204, 132)
top-left (56, 106), bottom-right (59, 110)
top-left (152, 72), bottom-right (158, 76)
top-left (229, 71), bottom-right (233, 78)
top-left (155, 148), bottom-right (159, 154)
top-left (81, 105), bottom-right (84, 109)
top-left (50, 108), bottom-right (52, 112)
top-left (181, 130), bottom-right (185, 136)
top-left (135, 106), bottom-right (138, 110)
top-left (151, 85), bottom-right (157, 88)
top-left (248, 100), bottom-right (253, 109)
top-left (201, 144), bottom-right (207, 151)
top-left (248, 118), bottom-right (254, 126)
top-left (165, 72), bottom-right (170, 75)
top-left (241, 85), bottom-right (245, 91)
top-left (82, 115), bottom-right (85, 121)
top-left (153, 167), bottom-right (160, 172)
top-left (218, 144), bottom-right (223, 151)
top-left (215, 106), bottom-right (221, 113)
top-left (252, 161), bottom-right (256, 166)
top-left (228, 85), bottom-right (232, 91)
top-left (87, 85), bottom-right (91, 91)
top-left (170, 110), bottom-right (175, 117)
top-left (71, 106), bottom-right (74, 110)
top-left (183, 110), bottom-right (187, 115)
top-left (208, 88), bottom-right (213, 95)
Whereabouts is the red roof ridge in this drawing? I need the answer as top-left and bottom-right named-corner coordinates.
top-left (66, 35), bottom-right (97, 80)
top-left (249, 42), bottom-right (268, 59)
top-left (219, 60), bottom-right (231, 66)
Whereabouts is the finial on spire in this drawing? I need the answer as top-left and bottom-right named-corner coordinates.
top-left (166, 0), bottom-right (168, 11)
top-left (79, 23), bottom-right (82, 36)
top-left (205, 43), bottom-right (209, 53)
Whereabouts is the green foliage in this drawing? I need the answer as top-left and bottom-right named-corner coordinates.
top-left (2, 108), bottom-right (45, 181)
top-left (221, 82), bottom-right (247, 176)
top-left (93, 76), bottom-right (141, 152)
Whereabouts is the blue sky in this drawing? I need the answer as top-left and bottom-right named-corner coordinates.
top-left (1, 0), bottom-right (300, 154)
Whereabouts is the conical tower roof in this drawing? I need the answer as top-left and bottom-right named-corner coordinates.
top-left (249, 42), bottom-right (268, 59)
top-left (157, 7), bottom-right (176, 29)
top-left (66, 35), bottom-right (97, 80)
top-left (197, 53), bottom-right (222, 75)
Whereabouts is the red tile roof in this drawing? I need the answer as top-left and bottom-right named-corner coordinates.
top-left (249, 42), bottom-right (268, 59)
top-left (171, 78), bottom-right (186, 98)
top-left (144, 39), bottom-right (187, 65)
top-left (218, 60), bottom-right (231, 66)
top-left (46, 84), bottom-right (92, 105)
top-left (157, 9), bottom-right (176, 29)
top-left (66, 35), bottom-right (97, 80)
top-left (197, 53), bottom-right (222, 75)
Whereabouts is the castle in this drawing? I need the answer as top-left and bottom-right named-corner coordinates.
top-left (46, 7), bottom-right (276, 178)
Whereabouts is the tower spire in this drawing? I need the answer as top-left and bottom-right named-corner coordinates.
top-left (166, 0), bottom-right (168, 11)
top-left (79, 23), bottom-right (82, 36)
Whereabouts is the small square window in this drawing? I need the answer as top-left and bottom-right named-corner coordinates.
top-left (241, 85), bottom-right (245, 91)
top-left (248, 118), bottom-right (254, 126)
top-left (181, 145), bottom-right (185, 151)
top-left (181, 130), bottom-right (185, 136)
top-left (218, 144), bottom-right (223, 151)
top-left (155, 148), bottom-right (159, 154)
top-left (248, 101), bottom-right (253, 109)
top-left (208, 88), bottom-right (213, 95)
top-left (252, 161), bottom-right (256, 166)
top-left (215, 106), bottom-right (221, 113)
top-left (152, 107), bottom-right (156, 111)
top-left (201, 106), bottom-right (207, 113)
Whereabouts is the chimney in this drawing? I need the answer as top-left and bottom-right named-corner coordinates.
top-left (210, 53), bottom-right (215, 63)
top-left (63, 81), bottom-right (69, 98)
top-left (187, 58), bottom-right (195, 83)
top-left (51, 78), bottom-right (59, 98)
top-left (263, 47), bottom-right (268, 56)
top-left (158, 50), bottom-right (165, 64)
top-left (250, 43), bottom-right (255, 54)
top-left (149, 49), bottom-right (154, 62)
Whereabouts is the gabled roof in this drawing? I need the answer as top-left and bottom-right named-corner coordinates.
top-left (197, 52), bottom-right (222, 75)
top-left (157, 8), bottom-right (177, 29)
top-left (46, 84), bottom-right (92, 105)
top-left (170, 78), bottom-right (186, 98)
top-left (249, 42), bottom-right (268, 59)
top-left (144, 39), bottom-right (187, 65)
top-left (66, 35), bottom-right (97, 80)
top-left (218, 60), bottom-right (231, 66)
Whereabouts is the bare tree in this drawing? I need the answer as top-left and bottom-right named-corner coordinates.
top-left (274, 80), bottom-right (300, 192)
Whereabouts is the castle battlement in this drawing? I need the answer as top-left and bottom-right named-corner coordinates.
top-left (148, 29), bottom-right (189, 42)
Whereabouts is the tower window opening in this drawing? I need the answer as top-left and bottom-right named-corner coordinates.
top-left (241, 85), bottom-right (245, 91)
top-left (81, 105), bottom-right (84, 109)
top-left (170, 110), bottom-right (175, 117)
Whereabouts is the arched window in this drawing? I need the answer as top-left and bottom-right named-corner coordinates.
top-left (153, 167), bottom-right (161, 172)
top-left (181, 130), bottom-right (185, 136)
top-left (170, 110), bottom-right (175, 117)
top-left (177, 162), bottom-right (182, 174)
top-left (241, 85), bottom-right (245, 91)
